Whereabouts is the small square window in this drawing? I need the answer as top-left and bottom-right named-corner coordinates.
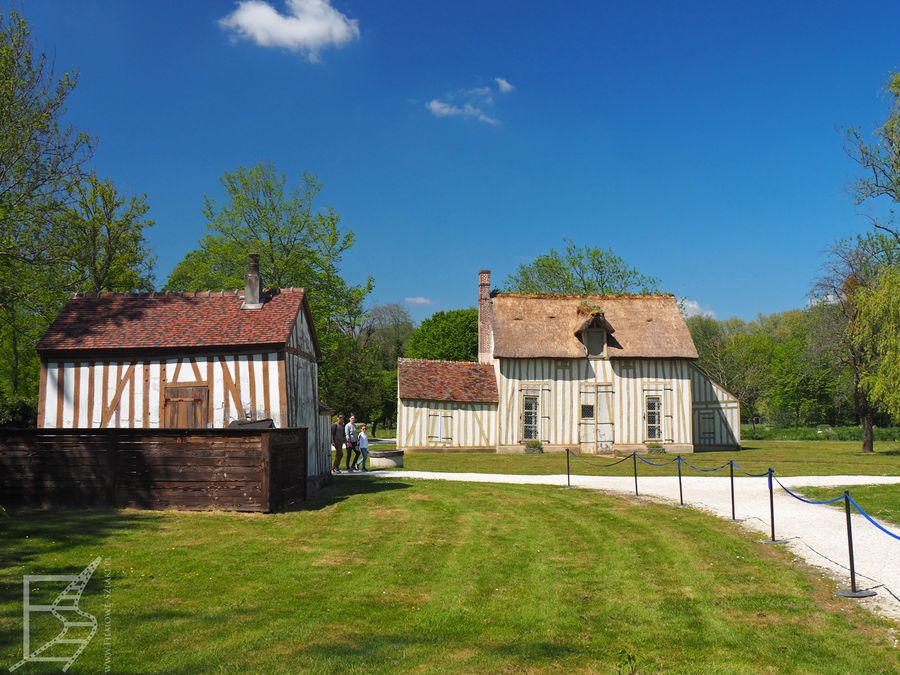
top-left (581, 404), bottom-right (594, 419)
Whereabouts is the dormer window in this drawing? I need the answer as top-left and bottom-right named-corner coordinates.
top-left (575, 306), bottom-right (614, 359)
top-left (585, 329), bottom-right (606, 357)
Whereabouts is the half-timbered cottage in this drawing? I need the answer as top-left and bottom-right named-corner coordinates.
top-left (397, 270), bottom-right (740, 453)
top-left (36, 255), bottom-right (324, 450)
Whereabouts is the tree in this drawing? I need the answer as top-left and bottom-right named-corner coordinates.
top-left (845, 71), bottom-right (900, 240)
top-left (61, 173), bottom-right (155, 293)
top-left (854, 260), bottom-right (900, 421)
top-left (166, 163), bottom-right (373, 413)
top-left (0, 9), bottom-right (92, 301)
top-left (405, 309), bottom-right (478, 362)
top-left (504, 240), bottom-right (659, 294)
top-left (812, 233), bottom-right (898, 451)
top-left (364, 303), bottom-right (414, 371)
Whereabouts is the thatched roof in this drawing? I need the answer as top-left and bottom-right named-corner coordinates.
top-left (491, 294), bottom-right (698, 359)
top-left (398, 358), bottom-right (498, 403)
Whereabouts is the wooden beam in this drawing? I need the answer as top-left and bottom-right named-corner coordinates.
top-left (190, 358), bottom-right (202, 382)
top-left (56, 364), bottom-right (64, 428)
top-left (159, 361), bottom-right (167, 428)
top-left (285, 345), bottom-right (317, 363)
top-left (142, 363), bottom-right (150, 429)
top-left (207, 358), bottom-right (214, 428)
top-left (277, 353), bottom-right (288, 427)
top-left (128, 366), bottom-right (135, 429)
top-left (102, 364), bottom-right (135, 428)
top-left (248, 357), bottom-right (257, 419)
top-left (37, 363), bottom-right (47, 427)
top-left (87, 363), bottom-right (96, 428)
top-left (218, 357), bottom-right (243, 422)
top-left (73, 364), bottom-right (81, 428)
top-left (262, 355), bottom-right (271, 419)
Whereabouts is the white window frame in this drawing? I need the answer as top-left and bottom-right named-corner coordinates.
top-left (645, 394), bottom-right (663, 441)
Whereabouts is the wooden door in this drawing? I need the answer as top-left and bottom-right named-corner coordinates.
top-left (164, 386), bottom-right (209, 428)
top-left (579, 387), bottom-right (597, 452)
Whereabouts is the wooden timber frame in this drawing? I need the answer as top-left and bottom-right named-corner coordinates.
top-left (0, 428), bottom-right (327, 512)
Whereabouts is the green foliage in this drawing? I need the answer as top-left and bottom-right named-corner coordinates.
top-left (504, 239), bottom-right (659, 295)
top-left (0, 12), bottom-right (154, 415)
top-left (846, 70), bottom-right (900, 239)
top-left (165, 163), bottom-right (373, 414)
top-left (524, 439), bottom-right (543, 452)
top-left (855, 262), bottom-right (900, 421)
top-left (405, 308), bottom-right (478, 361)
top-left (741, 425), bottom-right (900, 442)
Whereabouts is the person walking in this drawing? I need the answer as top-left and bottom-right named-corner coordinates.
top-left (331, 414), bottom-right (346, 474)
top-left (344, 414), bottom-right (359, 471)
top-left (354, 424), bottom-right (370, 472)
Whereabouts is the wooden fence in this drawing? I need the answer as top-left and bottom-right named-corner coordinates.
top-left (0, 428), bottom-right (327, 512)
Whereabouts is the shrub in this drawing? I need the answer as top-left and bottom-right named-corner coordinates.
top-left (524, 439), bottom-right (543, 454)
top-left (645, 442), bottom-right (665, 454)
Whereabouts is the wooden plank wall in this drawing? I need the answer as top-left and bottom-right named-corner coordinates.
top-left (397, 400), bottom-right (498, 450)
top-left (689, 364), bottom-right (741, 449)
top-left (495, 358), bottom-right (694, 448)
top-left (40, 354), bottom-right (285, 429)
top-left (0, 429), bottom-right (314, 512)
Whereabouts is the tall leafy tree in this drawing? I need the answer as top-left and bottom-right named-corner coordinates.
top-left (854, 253), bottom-right (900, 421)
top-left (166, 163), bottom-right (373, 412)
top-left (62, 173), bottom-right (156, 293)
top-left (812, 233), bottom-right (898, 451)
top-left (0, 9), bottom-right (92, 296)
top-left (504, 240), bottom-right (659, 294)
top-left (845, 71), bottom-right (900, 240)
top-left (405, 309), bottom-right (478, 362)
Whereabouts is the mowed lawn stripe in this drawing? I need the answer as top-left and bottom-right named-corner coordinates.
top-left (1, 479), bottom-right (898, 673)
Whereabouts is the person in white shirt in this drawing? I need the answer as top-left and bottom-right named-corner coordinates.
top-left (344, 414), bottom-right (359, 471)
top-left (354, 424), bottom-right (370, 472)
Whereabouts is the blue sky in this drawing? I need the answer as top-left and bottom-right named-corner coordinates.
top-left (18, 0), bottom-right (900, 322)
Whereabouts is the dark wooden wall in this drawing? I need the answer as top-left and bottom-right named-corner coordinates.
top-left (0, 428), bottom-right (317, 512)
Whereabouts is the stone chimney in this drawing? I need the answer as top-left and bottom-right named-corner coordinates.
top-left (477, 269), bottom-right (494, 364)
top-left (241, 253), bottom-right (264, 310)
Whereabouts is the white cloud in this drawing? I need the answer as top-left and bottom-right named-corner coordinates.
top-left (682, 299), bottom-right (716, 319)
top-left (219, 0), bottom-right (360, 62)
top-left (425, 77), bottom-right (517, 125)
top-left (495, 77), bottom-right (515, 93)
top-left (426, 99), bottom-right (498, 126)
top-left (405, 296), bottom-right (433, 305)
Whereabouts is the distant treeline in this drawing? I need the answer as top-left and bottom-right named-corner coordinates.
top-left (687, 306), bottom-right (895, 429)
top-left (741, 425), bottom-right (900, 442)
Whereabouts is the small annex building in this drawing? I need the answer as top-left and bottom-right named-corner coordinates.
top-left (36, 255), bottom-right (324, 449)
top-left (397, 270), bottom-right (740, 453)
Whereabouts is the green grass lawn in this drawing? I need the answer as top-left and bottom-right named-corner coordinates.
top-left (2, 478), bottom-right (898, 673)
top-left (386, 440), bottom-right (900, 477)
top-left (799, 483), bottom-right (900, 529)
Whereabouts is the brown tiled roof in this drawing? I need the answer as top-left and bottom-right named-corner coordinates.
top-left (491, 294), bottom-right (698, 359)
top-left (37, 289), bottom-right (318, 356)
top-left (398, 358), bottom-right (498, 403)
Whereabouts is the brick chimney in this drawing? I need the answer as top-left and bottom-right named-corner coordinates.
top-left (478, 269), bottom-right (493, 364)
top-left (241, 253), bottom-right (264, 310)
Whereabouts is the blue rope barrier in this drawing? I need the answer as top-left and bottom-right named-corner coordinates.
top-left (730, 462), bottom-right (770, 478)
top-left (569, 451), bottom-right (634, 468)
top-left (773, 477), bottom-right (846, 505)
top-left (680, 458), bottom-right (731, 473)
top-left (847, 495), bottom-right (900, 541)
top-left (635, 454), bottom-right (677, 467)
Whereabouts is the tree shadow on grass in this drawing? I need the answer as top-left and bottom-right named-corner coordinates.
top-left (283, 478), bottom-right (413, 513)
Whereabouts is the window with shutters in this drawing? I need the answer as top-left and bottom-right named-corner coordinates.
top-left (164, 386), bottom-right (209, 429)
top-left (645, 395), bottom-right (662, 441)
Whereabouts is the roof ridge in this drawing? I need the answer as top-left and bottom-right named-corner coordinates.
top-left (70, 288), bottom-right (305, 299)
top-left (398, 357), bottom-right (486, 366)
top-left (494, 292), bottom-right (675, 300)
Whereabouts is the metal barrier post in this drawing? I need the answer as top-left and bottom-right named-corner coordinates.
top-left (836, 491), bottom-right (876, 598)
top-left (632, 452), bottom-right (638, 496)
top-left (729, 461), bottom-right (735, 521)
top-left (760, 468), bottom-right (788, 544)
top-left (566, 449), bottom-right (571, 487)
top-left (677, 455), bottom-right (684, 506)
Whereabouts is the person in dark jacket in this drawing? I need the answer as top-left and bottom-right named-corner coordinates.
top-left (344, 414), bottom-right (359, 471)
top-left (331, 414), bottom-right (346, 473)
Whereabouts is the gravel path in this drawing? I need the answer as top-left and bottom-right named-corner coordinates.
top-left (360, 469), bottom-right (900, 620)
